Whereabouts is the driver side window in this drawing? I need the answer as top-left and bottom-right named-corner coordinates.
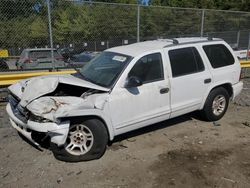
top-left (128, 53), bottom-right (164, 84)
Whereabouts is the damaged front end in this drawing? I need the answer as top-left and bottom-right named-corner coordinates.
top-left (6, 74), bottom-right (110, 148)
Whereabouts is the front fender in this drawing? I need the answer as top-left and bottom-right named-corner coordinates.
top-left (55, 108), bottom-right (115, 140)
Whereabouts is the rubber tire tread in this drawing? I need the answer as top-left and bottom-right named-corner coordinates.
top-left (201, 87), bottom-right (229, 121)
top-left (51, 118), bottom-right (108, 162)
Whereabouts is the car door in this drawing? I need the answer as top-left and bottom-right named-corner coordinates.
top-left (108, 52), bottom-right (171, 134)
top-left (164, 46), bottom-right (211, 118)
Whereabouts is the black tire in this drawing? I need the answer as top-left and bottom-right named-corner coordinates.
top-left (51, 118), bottom-right (108, 162)
top-left (201, 87), bottom-right (229, 121)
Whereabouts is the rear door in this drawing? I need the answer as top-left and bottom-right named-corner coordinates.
top-left (164, 46), bottom-right (211, 118)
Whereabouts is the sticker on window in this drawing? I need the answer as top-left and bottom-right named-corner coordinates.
top-left (112, 56), bottom-right (127, 62)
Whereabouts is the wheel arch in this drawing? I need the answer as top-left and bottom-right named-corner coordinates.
top-left (59, 112), bottom-right (115, 141)
top-left (201, 82), bottom-right (233, 109)
top-left (211, 83), bottom-right (233, 98)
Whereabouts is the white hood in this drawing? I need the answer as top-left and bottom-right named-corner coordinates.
top-left (8, 74), bottom-right (109, 107)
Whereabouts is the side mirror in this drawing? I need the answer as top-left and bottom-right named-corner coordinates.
top-left (125, 76), bottom-right (143, 88)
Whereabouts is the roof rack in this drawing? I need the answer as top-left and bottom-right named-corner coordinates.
top-left (207, 36), bottom-right (213, 41)
top-left (163, 37), bottom-right (222, 48)
top-left (172, 38), bottom-right (179, 44)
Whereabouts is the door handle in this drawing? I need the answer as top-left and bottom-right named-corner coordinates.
top-left (160, 88), bottom-right (169, 94)
top-left (204, 78), bottom-right (211, 84)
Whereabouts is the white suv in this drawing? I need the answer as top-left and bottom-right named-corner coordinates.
top-left (7, 37), bottom-right (243, 162)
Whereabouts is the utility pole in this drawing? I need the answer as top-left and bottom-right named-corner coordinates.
top-left (47, 0), bottom-right (55, 71)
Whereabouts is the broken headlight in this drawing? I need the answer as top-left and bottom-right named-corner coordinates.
top-left (29, 113), bottom-right (52, 123)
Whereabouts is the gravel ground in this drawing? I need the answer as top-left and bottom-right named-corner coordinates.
top-left (0, 79), bottom-right (250, 188)
top-left (234, 78), bottom-right (250, 106)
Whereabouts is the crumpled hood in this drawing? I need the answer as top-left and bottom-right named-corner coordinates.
top-left (8, 74), bottom-right (109, 107)
top-left (26, 95), bottom-right (109, 122)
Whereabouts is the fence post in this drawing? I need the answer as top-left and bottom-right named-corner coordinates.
top-left (137, 4), bottom-right (140, 42)
top-left (247, 32), bottom-right (250, 60)
top-left (236, 30), bottom-right (241, 48)
top-left (46, 0), bottom-right (55, 71)
top-left (106, 40), bottom-right (109, 49)
top-left (200, 9), bottom-right (205, 37)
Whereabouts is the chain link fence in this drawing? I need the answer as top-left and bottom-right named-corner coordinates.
top-left (0, 0), bottom-right (250, 73)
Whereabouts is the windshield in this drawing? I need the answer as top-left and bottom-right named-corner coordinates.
top-left (79, 51), bottom-right (132, 87)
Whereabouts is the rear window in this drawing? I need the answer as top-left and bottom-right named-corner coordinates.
top-left (203, 44), bottom-right (235, 68)
top-left (169, 47), bottom-right (204, 77)
top-left (29, 50), bottom-right (61, 59)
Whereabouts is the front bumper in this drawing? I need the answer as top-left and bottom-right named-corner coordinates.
top-left (6, 103), bottom-right (70, 146)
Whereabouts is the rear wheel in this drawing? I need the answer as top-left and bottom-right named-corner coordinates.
top-left (201, 87), bottom-right (230, 121)
top-left (51, 119), bottom-right (108, 162)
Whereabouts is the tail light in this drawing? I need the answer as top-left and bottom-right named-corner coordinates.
top-left (240, 69), bottom-right (244, 80)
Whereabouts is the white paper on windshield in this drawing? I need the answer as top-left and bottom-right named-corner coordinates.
top-left (112, 56), bottom-right (127, 62)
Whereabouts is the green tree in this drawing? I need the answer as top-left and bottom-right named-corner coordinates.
top-left (54, 10), bottom-right (73, 43)
top-left (30, 17), bottom-right (49, 46)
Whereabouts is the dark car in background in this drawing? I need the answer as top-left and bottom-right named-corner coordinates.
top-left (16, 48), bottom-right (65, 70)
top-left (69, 52), bottom-right (99, 68)
top-left (0, 58), bottom-right (9, 71)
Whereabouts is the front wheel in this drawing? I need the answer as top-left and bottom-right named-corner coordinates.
top-left (201, 87), bottom-right (230, 121)
top-left (51, 119), bottom-right (108, 162)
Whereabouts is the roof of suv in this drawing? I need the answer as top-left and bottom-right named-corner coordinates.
top-left (106, 37), bottom-right (222, 57)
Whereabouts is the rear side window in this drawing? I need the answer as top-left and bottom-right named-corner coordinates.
top-left (203, 44), bottom-right (234, 68)
top-left (169, 47), bottom-right (204, 77)
top-left (128, 53), bottom-right (164, 83)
